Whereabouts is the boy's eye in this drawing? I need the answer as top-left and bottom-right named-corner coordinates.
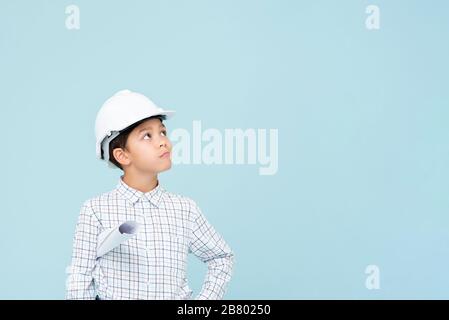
top-left (143, 131), bottom-right (167, 140)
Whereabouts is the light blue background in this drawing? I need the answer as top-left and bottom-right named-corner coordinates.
top-left (1, 0), bottom-right (448, 299)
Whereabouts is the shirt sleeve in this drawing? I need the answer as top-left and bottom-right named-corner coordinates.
top-left (188, 201), bottom-right (235, 300)
top-left (66, 201), bottom-right (100, 300)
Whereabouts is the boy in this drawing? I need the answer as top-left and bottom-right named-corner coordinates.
top-left (66, 89), bottom-right (234, 300)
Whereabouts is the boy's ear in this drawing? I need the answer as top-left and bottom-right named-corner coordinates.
top-left (112, 148), bottom-right (131, 167)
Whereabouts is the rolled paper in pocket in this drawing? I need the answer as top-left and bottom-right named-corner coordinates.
top-left (97, 221), bottom-right (141, 258)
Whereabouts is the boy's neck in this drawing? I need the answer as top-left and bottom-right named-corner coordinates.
top-left (122, 170), bottom-right (158, 193)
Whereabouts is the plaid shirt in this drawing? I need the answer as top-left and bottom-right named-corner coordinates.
top-left (66, 177), bottom-right (234, 300)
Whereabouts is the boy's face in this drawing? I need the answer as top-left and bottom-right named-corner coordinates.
top-left (121, 118), bottom-right (172, 174)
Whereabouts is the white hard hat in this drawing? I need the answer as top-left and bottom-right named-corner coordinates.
top-left (95, 89), bottom-right (175, 168)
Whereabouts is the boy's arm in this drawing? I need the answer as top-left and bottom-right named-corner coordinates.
top-left (189, 201), bottom-right (235, 300)
top-left (66, 201), bottom-right (100, 300)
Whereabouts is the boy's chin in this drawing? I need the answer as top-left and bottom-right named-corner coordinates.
top-left (154, 163), bottom-right (172, 173)
top-left (133, 159), bottom-right (172, 174)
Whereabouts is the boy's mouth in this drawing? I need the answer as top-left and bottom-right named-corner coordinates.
top-left (159, 151), bottom-right (171, 158)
